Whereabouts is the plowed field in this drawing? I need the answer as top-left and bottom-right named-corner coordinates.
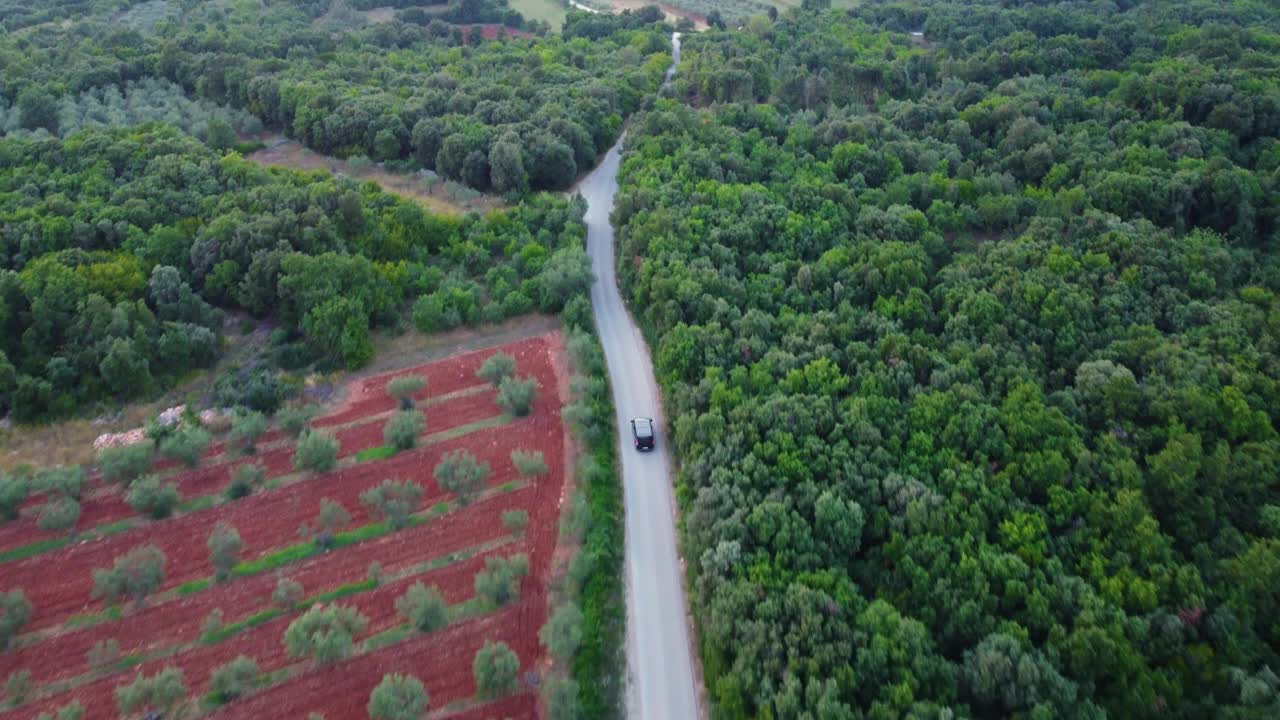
top-left (0, 334), bottom-right (569, 720)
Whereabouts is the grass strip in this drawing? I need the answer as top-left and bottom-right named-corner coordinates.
top-left (355, 445), bottom-right (396, 463)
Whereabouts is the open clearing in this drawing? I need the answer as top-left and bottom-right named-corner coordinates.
top-left (0, 333), bottom-right (571, 720)
top-left (510, 0), bottom-right (568, 30)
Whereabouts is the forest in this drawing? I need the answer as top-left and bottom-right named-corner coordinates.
top-left (614, 0), bottom-right (1280, 718)
top-left (0, 0), bottom-right (672, 193)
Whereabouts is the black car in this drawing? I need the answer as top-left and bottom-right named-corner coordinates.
top-left (631, 417), bottom-right (655, 451)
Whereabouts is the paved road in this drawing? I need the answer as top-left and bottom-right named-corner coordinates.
top-left (576, 33), bottom-right (700, 720)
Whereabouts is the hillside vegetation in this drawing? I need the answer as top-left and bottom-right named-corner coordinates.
top-left (616, 1), bottom-right (1280, 717)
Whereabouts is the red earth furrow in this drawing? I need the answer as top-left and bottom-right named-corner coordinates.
top-left (204, 603), bottom-right (536, 720)
top-left (315, 337), bottom-right (551, 429)
top-left (1, 552), bottom-right (504, 720)
top-left (0, 484), bottom-right (539, 692)
top-left (330, 390), bottom-right (499, 458)
top-left (441, 694), bottom-right (538, 720)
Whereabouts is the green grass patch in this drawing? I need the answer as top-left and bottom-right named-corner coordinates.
top-left (363, 623), bottom-right (413, 652)
top-left (355, 444), bottom-right (396, 462)
top-left (432, 502), bottom-right (448, 514)
top-left (66, 604), bottom-right (122, 629)
top-left (311, 578), bottom-right (376, 603)
top-left (117, 653), bottom-right (144, 669)
top-left (499, 481), bottom-right (516, 493)
top-left (429, 415), bottom-right (505, 443)
top-left (232, 542), bottom-right (317, 577)
top-left (201, 607), bottom-right (283, 645)
top-left (96, 519), bottom-right (134, 536)
top-left (176, 578), bottom-right (211, 596)
top-left (509, 0), bottom-right (567, 30)
top-left (178, 495), bottom-right (216, 513)
top-left (0, 536), bottom-right (68, 563)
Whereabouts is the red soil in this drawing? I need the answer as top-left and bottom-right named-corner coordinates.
top-left (0, 333), bottom-right (568, 720)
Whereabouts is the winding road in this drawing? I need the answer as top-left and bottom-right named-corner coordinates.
top-left (576, 32), bottom-right (701, 720)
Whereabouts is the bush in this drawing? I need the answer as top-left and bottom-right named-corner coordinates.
top-left (299, 498), bottom-right (351, 550)
top-left (99, 441), bottom-right (154, 484)
top-left (4, 669), bottom-right (31, 707)
top-left (384, 410), bottom-right (424, 451)
top-left (543, 675), bottom-right (580, 720)
top-left (159, 426), bottom-right (211, 467)
top-left (273, 577), bottom-right (304, 609)
top-left (396, 582), bottom-right (448, 633)
top-left (92, 545), bottom-right (166, 609)
top-left (278, 405), bottom-right (319, 437)
top-left (433, 450), bottom-right (490, 505)
top-left (208, 655), bottom-right (260, 705)
top-left (510, 449), bottom-right (548, 477)
top-left (114, 667), bottom-right (185, 718)
top-left (497, 376), bottom-right (537, 416)
top-left (125, 475), bottom-right (181, 519)
top-left (540, 602), bottom-right (583, 662)
top-left (368, 673), bottom-right (428, 720)
top-left (208, 523), bottom-right (243, 583)
top-left (0, 590), bottom-right (31, 650)
top-left (37, 495), bottom-right (80, 536)
top-left (202, 609), bottom-right (224, 636)
top-left (284, 604), bottom-right (368, 665)
top-left (0, 473), bottom-right (28, 522)
top-left (360, 479), bottom-right (423, 530)
top-left (293, 430), bottom-right (340, 473)
top-left (386, 375), bottom-right (426, 409)
top-left (225, 463), bottom-right (266, 499)
top-left (501, 509), bottom-right (529, 536)
top-left (86, 638), bottom-right (120, 671)
top-left (475, 554), bottom-right (529, 608)
top-left (476, 352), bottom-right (516, 386)
top-left (37, 465), bottom-right (84, 499)
top-left (367, 561), bottom-right (382, 586)
top-left (473, 640), bottom-right (520, 698)
top-left (229, 411), bottom-right (268, 454)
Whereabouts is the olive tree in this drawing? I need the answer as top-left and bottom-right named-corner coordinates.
top-left (92, 545), bottom-right (166, 609)
top-left (159, 426), bottom-right (211, 467)
top-left (433, 450), bottom-right (490, 505)
top-left (501, 510), bottom-right (529, 536)
top-left (225, 462), bottom-right (266, 499)
top-left (396, 582), bottom-right (448, 633)
top-left (125, 475), bottom-right (181, 520)
top-left (272, 577), bottom-right (304, 610)
top-left (539, 602), bottom-right (583, 662)
top-left (114, 667), bottom-right (186, 718)
top-left (208, 522), bottom-right (243, 583)
top-left (278, 404), bottom-right (319, 437)
top-left (4, 669), bottom-right (31, 707)
top-left (299, 498), bottom-right (351, 550)
top-left (34, 700), bottom-right (83, 720)
top-left (384, 410), bottom-right (424, 452)
top-left (510, 449), bottom-right (548, 477)
top-left (473, 640), bottom-right (520, 698)
top-left (293, 430), bottom-right (339, 473)
top-left (283, 604), bottom-right (368, 666)
top-left (475, 554), bottom-right (529, 608)
top-left (368, 673), bottom-right (428, 720)
top-left (229, 411), bottom-right (268, 454)
top-left (37, 495), bottom-right (80, 537)
top-left (360, 479), bottom-right (423, 530)
top-left (0, 473), bottom-right (28, 522)
top-left (0, 589), bottom-right (31, 650)
top-left (99, 441), bottom-right (155, 485)
top-left (208, 655), bottom-right (260, 705)
top-left (386, 375), bottom-right (426, 410)
top-left (497, 376), bottom-right (537, 417)
top-left (476, 352), bottom-right (515, 386)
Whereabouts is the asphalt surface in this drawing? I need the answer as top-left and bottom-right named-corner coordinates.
top-left (576, 32), bottom-right (700, 720)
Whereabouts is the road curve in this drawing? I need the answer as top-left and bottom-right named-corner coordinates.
top-left (576, 33), bottom-right (701, 720)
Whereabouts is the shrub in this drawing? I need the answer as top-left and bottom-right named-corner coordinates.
top-left (37, 465), bottom-right (84, 499)
top-left (4, 669), bottom-right (31, 707)
top-left (34, 700), bottom-right (83, 720)
top-left (92, 545), bottom-right (166, 609)
top-left (37, 495), bottom-right (80, 536)
top-left (510, 449), bottom-right (548, 477)
top-left (225, 463), bottom-right (266, 499)
top-left (368, 673), bottom-right (427, 720)
top-left (367, 561), bottom-right (382, 586)
top-left (293, 430), bottom-right (339, 473)
top-left (98, 441), bottom-right (154, 484)
top-left (501, 509), bottom-right (529, 536)
top-left (384, 410), bottom-right (424, 451)
top-left (0, 589), bottom-right (31, 650)
top-left (86, 638), bottom-right (120, 671)
top-left (114, 667), bottom-right (186, 718)
top-left (272, 577), bottom-right (304, 609)
top-left (540, 602), bottom-right (583, 662)
top-left (497, 376), bottom-right (537, 416)
top-left (159, 426), bottom-right (211, 467)
top-left (543, 675), bottom-right (580, 720)
top-left (278, 405), bottom-right (319, 437)
top-left (126, 475), bottom-right (181, 519)
top-left (475, 554), bottom-right (529, 608)
top-left (299, 498), bottom-right (351, 550)
top-left (386, 375), bottom-right (426, 409)
top-left (229, 411), bottom-right (268, 454)
top-left (360, 479), bottom-right (423, 530)
top-left (433, 450), bottom-right (490, 505)
top-left (208, 655), bottom-right (260, 705)
top-left (208, 523), bottom-right (243, 583)
top-left (396, 582), bottom-right (448, 633)
top-left (473, 640), bottom-right (519, 698)
top-left (0, 473), bottom-right (28, 522)
top-left (284, 604), bottom-right (368, 666)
